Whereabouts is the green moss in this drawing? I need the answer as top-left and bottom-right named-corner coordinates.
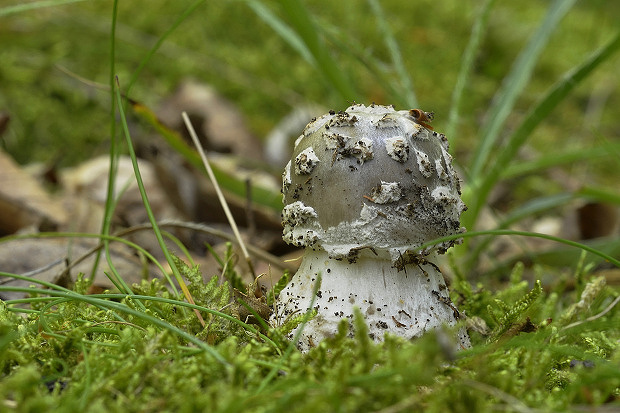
top-left (1, 268), bottom-right (618, 411)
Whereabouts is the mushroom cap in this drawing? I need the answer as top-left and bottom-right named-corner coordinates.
top-left (282, 104), bottom-right (465, 261)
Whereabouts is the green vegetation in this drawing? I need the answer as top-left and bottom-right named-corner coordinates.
top-left (1, 0), bottom-right (619, 411)
top-left (1, 255), bottom-right (618, 411)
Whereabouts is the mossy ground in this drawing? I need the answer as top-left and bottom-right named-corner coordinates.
top-left (1, 259), bottom-right (618, 412)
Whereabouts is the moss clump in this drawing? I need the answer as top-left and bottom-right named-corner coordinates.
top-left (1, 264), bottom-right (618, 411)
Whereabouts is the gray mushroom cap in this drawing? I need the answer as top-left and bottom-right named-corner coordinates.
top-left (282, 104), bottom-right (466, 262)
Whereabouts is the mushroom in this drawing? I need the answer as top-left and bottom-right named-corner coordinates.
top-left (272, 104), bottom-right (470, 352)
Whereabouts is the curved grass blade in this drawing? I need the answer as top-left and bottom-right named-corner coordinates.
top-left (0, 231), bottom-right (179, 297)
top-left (366, 0), bottom-right (417, 108)
top-left (468, 0), bottom-right (577, 180)
top-left (417, 229), bottom-right (620, 269)
top-left (278, 0), bottom-right (357, 101)
top-left (0, 0), bottom-right (87, 17)
top-left (321, 22), bottom-right (408, 107)
top-left (115, 78), bottom-right (204, 326)
top-left (0, 285), bottom-right (229, 365)
top-left (500, 142), bottom-right (620, 180)
top-left (89, 0), bottom-right (123, 294)
top-left (465, 193), bottom-right (574, 269)
top-left (446, 0), bottom-right (496, 140)
top-left (125, 0), bottom-right (206, 98)
top-left (245, 0), bottom-right (313, 64)
top-left (464, 30), bottom-right (620, 230)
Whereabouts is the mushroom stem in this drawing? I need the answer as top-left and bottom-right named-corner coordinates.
top-left (275, 249), bottom-right (471, 352)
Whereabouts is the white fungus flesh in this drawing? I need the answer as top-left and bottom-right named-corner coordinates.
top-left (272, 104), bottom-right (470, 352)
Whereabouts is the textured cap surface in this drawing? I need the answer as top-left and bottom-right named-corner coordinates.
top-left (282, 104), bottom-right (465, 261)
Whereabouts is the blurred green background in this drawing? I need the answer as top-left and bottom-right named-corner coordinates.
top-left (1, 0), bottom-right (618, 175)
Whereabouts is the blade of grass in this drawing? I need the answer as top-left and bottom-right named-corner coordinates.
top-left (578, 186), bottom-right (620, 205)
top-left (463, 30), bottom-right (620, 230)
top-left (162, 230), bottom-right (196, 267)
top-left (0, 231), bottom-right (179, 296)
top-left (468, 0), bottom-right (577, 180)
top-left (85, 221), bottom-right (295, 272)
top-left (97, 176), bottom-right (143, 297)
top-left (446, 0), bottom-right (496, 139)
top-left (248, 0), bottom-right (347, 96)
top-left (1, 283), bottom-right (279, 352)
top-left (87, 0), bottom-right (119, 290)
top-left (125, 0), bottom-right (206, 98)
top-left (0, 0), bottom-right (87, 17)
top-left (321, 22), bottom-right (408, 107)
top-left (88, 0), bottom-right (131, 300)
top-left (278, 0), bottom-right (357, 101)
top-left (465, 192), bottom-right (574, 269)
top-left (500, 141), bottom-right (620, 180)
top-left (417, 229), bottom-right (620, 269)
top-left (1, 270), bottom-right (127, 322)
top-left (484, 237), bottom-right (620, 275)
top-left (0, 286), bottom-right (229, 364)
top-left (115, 78), bottom-right (204, 327)
top-left (245, 0), bottom-right (313, 64)
top-left (366, 0), bottom-right (417, 108)
top-left (0, 270), bottom-right (75, 294)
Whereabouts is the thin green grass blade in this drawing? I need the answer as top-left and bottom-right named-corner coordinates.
top-left (321, 22), bottom-right (408, 107)
top-left (578, 186), bottom-right (620, 205)
top-left (1, 271), bottom-right (127, 322)
top-left (417, 229), bottom-right (620, 269)
top-left (115, 79), bottom-right (199, 321)
top-left (1, 286), bottom-right (278, 352)
top-left (0, 0), bottom-right (87, 17)
top-left (366, 0), bottom-right (417, 108)
top-left (464, 183), bottom-right (620, 269)
top-left (88, 293), bottom-right (280, 349)
top-left (497, 193), bottom-right (575, 229)
top-left (485, 237), bottom-right (620, 275)
top-left (468, 0), bottom-right (577, 180)
top-left (446, 0), bottom-right (496, 139)
top-left (0, 231), bottom-right (179, 296)
top-left (98, 177), bottom-right (139, 297)
top-left (163, 230), bottom-right (196, 266)
top-left (125, 0), bottom-right (206, 98)
top-left (245, 0), bottom-right (313, 64)
top-left (464, 30), bottom-right (620, 230)
top-left (500, 142), bottom-right (620, 180)
top-left (278, 0), bottom-right (357, 101)
top-left (0, 271), bottom-right (75, 293)
top-left (465, 193), bottom-right (574, 269)
top-left (0, 286), bottom-right (230, 365)
top-left (90, 0), bottom-right (129, 297)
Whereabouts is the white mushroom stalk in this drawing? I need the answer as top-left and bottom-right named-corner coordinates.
top-left (272, 104), bottom-right (470, 352)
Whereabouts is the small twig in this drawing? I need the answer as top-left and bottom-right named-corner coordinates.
top-left (0, 258), bottom-right (65, 285)
top-left (245, 178), bottom-right (257, 243)
top-left (182, 112), bottom-right (256, 278)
